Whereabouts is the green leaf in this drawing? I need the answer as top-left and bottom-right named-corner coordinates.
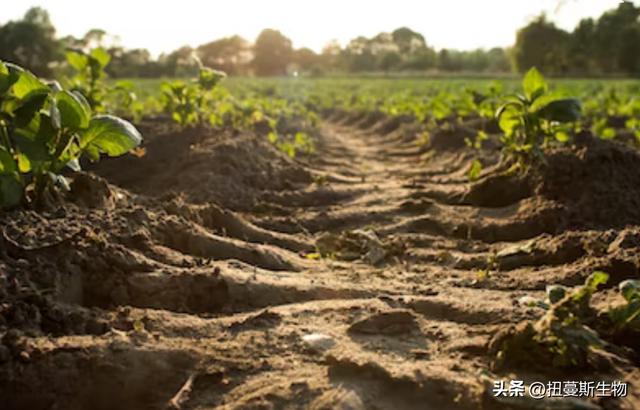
top-left (600, 127), bottom-right (616, 140)
top-left (546, 285), bottom-right (568, 304)
top-left (50, 102), bottom-right (61, 129)
top-left (90, 47), bottom-right (111, 68)
top-left (56, 90), bottom-right (91, 130)
top-left (529, 90), bottom-right (570, 112)
top-left (66, 49), bottom-right (89, 70)
top-left (537, 98), bottom-right (581, 123)
top-left (0, 61), bottom-right (8, 82)
top-left (619, 280), bottom-right (640, 302)
top-left (0, 146), bottom-right (17, 174)
top-left (72, 91), bottom-right (92, 113)
top-left (14, 113), bottom-right (56, 164)
top-left (80, 115), bottom-right (142, 158)
top-left (0, 61), bottom-right (22, 95)
top-left (468, 159), bottom-right (482, 181)
top-left (14, 133), bottom-right (52, 164)
top-left (114, 80), bottom-right (134, 90)
top-left (585, 271), bottom-right (609, 291)
top-left (305, 252), bottom-right (321, 260)
top-left (570, 271), bottom-right (608, 305)
top-left (555, 131), bottom-right (570, 142)
top-left (16, 153), bottom-right (31, 173)
top-left (0, 147), bottom-right (21, 209)
top-left (11, 69), bottom-right (48, 99)
top-left (497, 105), bottom-right (521, 135)
top-left (198, 67), bottom-right (226, 89)
top-left (13, 90), bottom-right (49, 127)
top-left (0, 174), bottom-right (23, 209)
top-left (522, 67), bottom-right (547, 101)
top-left (84, 145), bottom-right (100, 162)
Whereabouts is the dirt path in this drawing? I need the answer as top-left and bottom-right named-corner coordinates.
top-left (3, 116), bottom-right (640, 409)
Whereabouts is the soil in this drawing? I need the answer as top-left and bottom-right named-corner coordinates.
top-left (1, 113), bottom-right (640, 409)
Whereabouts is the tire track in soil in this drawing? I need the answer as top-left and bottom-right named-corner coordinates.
top-left (3, 115), bottom-right (639, 409)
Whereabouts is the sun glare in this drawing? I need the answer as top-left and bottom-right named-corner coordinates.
top-left (2, 0), bottom-right (622, 56)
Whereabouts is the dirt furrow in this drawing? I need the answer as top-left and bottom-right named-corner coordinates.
top-left (2, 116), bottom-right (640, 409)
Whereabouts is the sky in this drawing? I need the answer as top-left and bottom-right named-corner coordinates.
top-left (1, 0), bottom-right (629, 56)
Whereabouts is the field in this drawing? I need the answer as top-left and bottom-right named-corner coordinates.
top-left (2, 59), bottom-right (640, 410)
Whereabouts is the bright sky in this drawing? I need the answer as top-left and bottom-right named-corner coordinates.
top-left (1, 0), bottom-right (628, 56)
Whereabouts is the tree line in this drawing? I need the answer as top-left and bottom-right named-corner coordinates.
top-left (1, 2), bottom-right (639, 78)
top-left (513, 1), bottom-right (640, 76)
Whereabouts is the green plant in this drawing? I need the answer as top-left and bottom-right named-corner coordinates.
top-left (109, 80), bottom-right (145, 122)
top-left (66, 47), bottom-right (111, 110)
top-left (467, 159), bottom-right (482, 181)
top-left (493, 272), bottom-right (610, 370)
top-left (268, 131), bottom-right (315, 158)
top-left (0, 60), bottom-right (142, 209)
top-left (162, 62), bottom-right (226, 127)
top-left (466, 131), bottom-right (488, 181)
top-left (495, 67), bottom-right (581, 167)
top-left (608, 279), bottom-right (640, 331)
top-left (625, 117), bottom-right (640, 145)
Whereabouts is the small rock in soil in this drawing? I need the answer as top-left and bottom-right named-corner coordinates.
top-left (302, 333), bottom-right (336, 353)
top-left (348, 309), bottom-right (420, 335)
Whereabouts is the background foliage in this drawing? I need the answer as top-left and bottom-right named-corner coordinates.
top-left (1, 3), bottom-right (639, 77)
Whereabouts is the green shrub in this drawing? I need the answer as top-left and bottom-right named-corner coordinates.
top-left (0, 60), bottom-right (142, 209)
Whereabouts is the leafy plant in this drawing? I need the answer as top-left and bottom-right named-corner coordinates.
top-left (162, 61), bottom-right (226, 127)
top-left (466, 131), bottom-right (487, 181)
top-left (495, 67), bottom-right (581, 166)
top-left (0, 60), bottom-right (142, 209)
top-left (467, 159), bottom-right (482, 181)
top-left (493, 272), bottom-right (611, 370)
top-left (66, 47), bottom-right (111, 110)
top-left (608, 279), bottom-right (640, 331)
top-left (625, 117), bottom-right (640, 145)
top-left (268, 131), bottom-right (315, 158)
top-left (109, 80), bottom-right (145, 122)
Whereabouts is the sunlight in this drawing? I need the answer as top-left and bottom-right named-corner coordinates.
top-left (2, 0), bottom-right (622, 56)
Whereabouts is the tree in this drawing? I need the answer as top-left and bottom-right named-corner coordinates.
top-left (158, 46), bottom-right (196, 77)
top-left (0, 7), bottom-right (61, 76)
top-left (197, 35), bottom-right (251, 75)
top-left (82, 29), bottom-right (108, 49)
top-left (379, 51), bottom-right (402, 72)
top-left (590, 1), bottom-right (640, 74)
top-left (512, 15), bottom-right (570, 74)
top-left (617, 24), bottom-right (640, 74)
top-left (252, 29), bottom-right (293, 76)
top-left (107, 47), bottom-right (152, 77)
top-left (402, 49), bottom-right (437, 70)
top-left (512, 2), bottom-right (640, 76)
top-left (320, 40), bottom-right (343, 72)
top-left (486, 48), bottom-right (511, 72)
top-left (437, 49), bottom-right (454, 71)
top-left (568, 18), bottom-right (596, 74)
top-left (391, 27), bottom-right (426, 54)
top-left (292, 47), bottom-right (321, 74)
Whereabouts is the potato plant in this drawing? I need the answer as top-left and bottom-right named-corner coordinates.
top-left (609, 279), bottom-right (640, 331)
top-left (110, 80), bottom-right (145, 122)
top-left (0, 60), bottom-right (142, 209)
top-left (497, 272), bottom-right (640, 370)
top-left (66, 47), bottom-right (111, 111)
top-left (495, 67), bottom-right (581, 166)
top-left (268, 131), bottom-right (315, 159)
top-left (161, 63), bottom-right (226, 127)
